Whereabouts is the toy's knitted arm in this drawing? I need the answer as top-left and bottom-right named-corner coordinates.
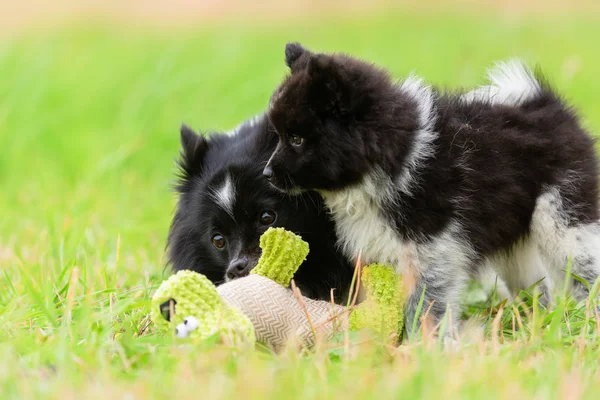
top-left (250, 227), bottom-right (309, 285)
top-left (291, 263), bottom-right (405, 346)
top-left (349, 264), bottom-right (405, 340)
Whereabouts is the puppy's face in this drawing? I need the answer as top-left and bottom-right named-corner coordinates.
top-left (265, 43), bottom-right (387, 193)
top-left (168, 125), bottom-right (296, 284)
top-left (194, 168), bottom-right (289, 283)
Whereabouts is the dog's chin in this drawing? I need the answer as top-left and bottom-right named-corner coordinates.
top-left (268, 177), bottom-right (307, 196)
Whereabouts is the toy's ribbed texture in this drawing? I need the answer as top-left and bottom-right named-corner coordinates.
top-left (349, 264), bottom-right (405, 341)
top-left (251, 227), bottom-right (309, 286)
top-left (219, 275), bottom-right (345, 351)
top-left (151, 270), bottom-right (255, 345)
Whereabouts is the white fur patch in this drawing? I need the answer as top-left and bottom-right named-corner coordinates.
top-left (323, 169), bottom-right (413, 271)
top-left (476, 266), bottom-right (511, 301)
top-left (531, 187), bottom-right (571, 256)
top-left (226, 127), bottom-right (239, 137)
top-left (461, 59), bottom-right (541, 106)
top-left (209, 174), bottom-right (236, 218)
top-left (530, 186), bottom-right (600, 296)
top-left (396, 76), bottom-right (439, 196)
top-left (483, 239), bottom-right (550, 298)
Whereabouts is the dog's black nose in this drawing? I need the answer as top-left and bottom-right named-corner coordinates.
top-left (226, 258), bottom-right (250, 280)
top-left (263, 165), bottom-right (273, 180)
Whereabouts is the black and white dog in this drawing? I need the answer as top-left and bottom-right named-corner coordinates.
top-left (167, 114), bottom-right (354, 302)
top-left (264, 43), bottom-right (600, 332)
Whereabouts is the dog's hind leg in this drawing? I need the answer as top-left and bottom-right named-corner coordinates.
top-left (485, 240), bottom-right (554, 307)
top-left (531, 187), bottom-right (600, 303)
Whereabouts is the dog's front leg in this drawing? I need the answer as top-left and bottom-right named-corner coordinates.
top-left (403, 260), bottom-right (469, 343)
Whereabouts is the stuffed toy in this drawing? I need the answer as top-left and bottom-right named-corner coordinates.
top-left (151, 227), bottom-right (405, 351)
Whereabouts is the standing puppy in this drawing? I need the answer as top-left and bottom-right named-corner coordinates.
top-left (264, 43), bottom-right (600, 333)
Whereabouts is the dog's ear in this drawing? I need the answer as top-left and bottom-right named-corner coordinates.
top-left (180, 124), bottom-right (206, 152)
top-left (305, 54), bottom-right (349, 116)
top-left (307, 53), bottom-right (334, 78)
top-left (176, 124), bottom-right (208, 191)
top-left (285, 42), bottom-right (310, 72)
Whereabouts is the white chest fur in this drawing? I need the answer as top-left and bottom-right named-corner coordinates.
top-left (322, 173), bottom-right (416, 274)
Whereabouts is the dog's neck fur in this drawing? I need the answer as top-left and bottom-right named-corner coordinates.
top-left (351, 75), bottom-right (439, 195)
top-left (324, 76), bottom-right (439, 205)
top-left (320, 76), bottom-right (439, 263)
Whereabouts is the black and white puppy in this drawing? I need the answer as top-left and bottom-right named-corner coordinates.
top-left (167, 114), bottom-right (355, 302)
top-left (264, 43), bottom-right (600, 331)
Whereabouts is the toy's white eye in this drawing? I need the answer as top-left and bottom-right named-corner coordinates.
top-left (184, 316), bottom-right (199, 331)
top-left (175, 323), bottom-right (189, 338)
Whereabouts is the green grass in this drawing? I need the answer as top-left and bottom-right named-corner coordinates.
top-left (1, 11), bottom-right (600, 399)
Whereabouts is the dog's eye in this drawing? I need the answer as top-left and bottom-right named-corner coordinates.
top-left (212, 234), bottom-right (226, 249)
top-left (259, 211), bottom-right (277, 225)
top-left (289, 135), bottom-right (304, 147)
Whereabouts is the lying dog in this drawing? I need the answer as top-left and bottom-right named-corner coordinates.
top-left (264, 43), bottom-right (600, 332)
top-left (167, 114), bottom-right (355, 302)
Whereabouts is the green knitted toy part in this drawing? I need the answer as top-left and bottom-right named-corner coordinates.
top-left (349, 264), bottom-right (405, 341)
top-left (251, 227), bottom-right (309, 285)
top-left (151, 269), bottom-right (255, 344)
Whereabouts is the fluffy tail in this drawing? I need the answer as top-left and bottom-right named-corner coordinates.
top-left (462, 59), bottom-right (542, 106)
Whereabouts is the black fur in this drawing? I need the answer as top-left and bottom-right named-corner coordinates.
top-left (167, 115), bottom-right (354, 302)
top-left (265, 43), bottom-right (600, 332)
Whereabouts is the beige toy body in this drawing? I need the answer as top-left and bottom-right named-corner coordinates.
top-left (218, 275), bottom-right (344, 349)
